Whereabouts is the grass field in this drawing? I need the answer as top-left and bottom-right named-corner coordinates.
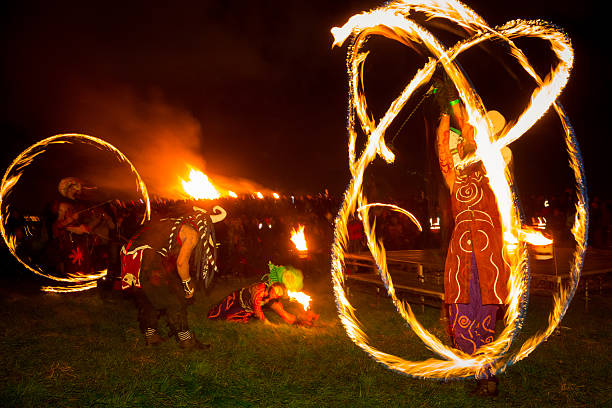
top-left (0, 256), bottom-right (610, 408)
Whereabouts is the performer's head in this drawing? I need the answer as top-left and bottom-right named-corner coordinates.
top-left (268, 282), bottom-right (287, 300)
top-left (58, 177), bottom-right (83, 200)
top-left (266, 262), bottom-right (304, 292)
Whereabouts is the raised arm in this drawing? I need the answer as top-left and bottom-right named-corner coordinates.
top-left (436, 114), bottom-right (455, 190)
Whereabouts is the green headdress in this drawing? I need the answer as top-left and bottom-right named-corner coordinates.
top-left (264, 262), bottom-right (304, 292)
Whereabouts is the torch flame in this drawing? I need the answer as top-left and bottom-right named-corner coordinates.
top-left (290, 225), bottom-right (308, 251)
top-left (521, 227), bottom-right (553, 246)
top-left (288, 290), bottom-right (312, 311)
top-left (180, 168), bottom-right (220, 200)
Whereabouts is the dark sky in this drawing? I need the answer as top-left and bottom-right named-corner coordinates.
top-left (0, 0), bottom-right (605, 203)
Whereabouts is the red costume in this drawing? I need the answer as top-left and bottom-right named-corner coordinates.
top-left (444, 167), bottom-right (510, 305)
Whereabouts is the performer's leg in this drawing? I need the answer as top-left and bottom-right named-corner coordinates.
top-left (140, 251), bottom-right (209, 350)
top-left (139, 251), bottom-right (177, 346)
top-left (135, 291), bottom-right (166, 346)
top-left (449, 254), bottom-right (499, 396)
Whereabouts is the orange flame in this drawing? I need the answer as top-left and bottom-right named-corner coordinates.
top-left (42, 281), bottom-right (99, 293)
top-left (288, 290), bottom-right (312, 311)
top-left (180, 167), bottom-right (220, 200)
top-left (228, 190), bottom-right (238, 198)
top-left (290, 225), bottom-right (308, 251)
top-left (521, 227), bottom-right (553, 246)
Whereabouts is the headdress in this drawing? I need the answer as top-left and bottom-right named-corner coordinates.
top-left (264, 262), bottom-right (303, 292)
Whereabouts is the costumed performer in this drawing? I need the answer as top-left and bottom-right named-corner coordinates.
top-left (119, 205), bottom-right (226, 350)
top-left (208, 262), bottom-right (312, 325)
top-left (433, 72), bottom-right (511, 397)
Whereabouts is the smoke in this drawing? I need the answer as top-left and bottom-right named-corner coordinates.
top-left (57, 83), bottom-right (209, 198)
top-left (50, 82), bottom-right (280, 200)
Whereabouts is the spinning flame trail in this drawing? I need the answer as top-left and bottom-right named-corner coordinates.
top-left (330, 0), bottom-right (587, 378)
top-left (1, 134), bottom-right (151, 292)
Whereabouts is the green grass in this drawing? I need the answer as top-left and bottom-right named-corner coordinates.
top-left (0, 265), bottom-right (610, 408)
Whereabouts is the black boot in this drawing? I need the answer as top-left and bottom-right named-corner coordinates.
top-left (177, 331), bottom-right (211, 350)
top-left (471, 376), bottom-right (499, 397)
top-left (144, 328), bottom-right (166, 346)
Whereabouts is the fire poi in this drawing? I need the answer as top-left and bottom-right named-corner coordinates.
top-left (330, 0), bottom-right (587, 381)
top-left (0, 133), bottom-right (150, 292)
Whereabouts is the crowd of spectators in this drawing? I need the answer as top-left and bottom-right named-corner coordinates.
top-left (6, 187), bottom-right (611, 286)
top-left (7, 192), bottom-right (339, 283)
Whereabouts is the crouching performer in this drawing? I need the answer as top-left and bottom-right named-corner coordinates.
top-left (120, 205), bottom-right (226, 350)
top-left (208, 262), bottom-right (305, 325)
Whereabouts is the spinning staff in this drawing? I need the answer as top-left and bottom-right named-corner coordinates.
top-left (0, 134), bottom-right (150, 292)
top-left (330, 0), bottom-right (587, 381)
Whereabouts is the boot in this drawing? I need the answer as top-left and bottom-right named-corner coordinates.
top-left (177, 331), bottom-right (211, 350)
top-left (471, 376), bottom-right (499, 397)
top-left (144, 328), bottom-right (166, 346)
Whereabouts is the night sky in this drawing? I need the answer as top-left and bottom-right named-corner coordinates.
top-left (0, 0), bottom-right (605, 205)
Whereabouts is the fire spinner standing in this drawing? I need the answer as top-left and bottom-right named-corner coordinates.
top-left (434, 77), bottom-right (510, 396)
top-left (120, 206), bottom-right (226, 350)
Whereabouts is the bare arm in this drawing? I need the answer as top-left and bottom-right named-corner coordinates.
top-left (436, 114), bottom-right (455, 190)
top-left (177, 224), bottom-right (198, 290)
top-left (56, 203), bottom-right (89, 235)
top-left (269, 301), bottom-right (296, 324)
top-left (252, 284), bottom-right (268, 321)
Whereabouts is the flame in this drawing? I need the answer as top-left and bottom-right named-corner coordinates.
top-left (228, 190), bottom-right (238, 198)
top-left (272, 192), bottom-right (280, 199)
top-left (329, 0), bottom-right (586, 379)
top-left (290, 225), bottom-right (308, 251)
top-left (521, 227), bottom-right (553, 246)
top-left (505, 227), bottom-right (553, 252)
top-left (288, 290), bottom-right (312, 311)
top-left (255, 191), bottom-right (264, 199)
top-left (0, 134), bottom-right (149, 292)
top-left (42, 281), bottom-right (99, 293)
top-left (180, 168), bottom-right (220, 200)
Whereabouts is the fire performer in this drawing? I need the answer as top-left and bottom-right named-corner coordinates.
top-left (208, 262), bottom-right (313, 326)
top-left (53, 177), bottom-right (100, 274)
top-left (119, 206), bottom-right (226, 350)
top-left (432, 73), bottom-right (510, 396)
